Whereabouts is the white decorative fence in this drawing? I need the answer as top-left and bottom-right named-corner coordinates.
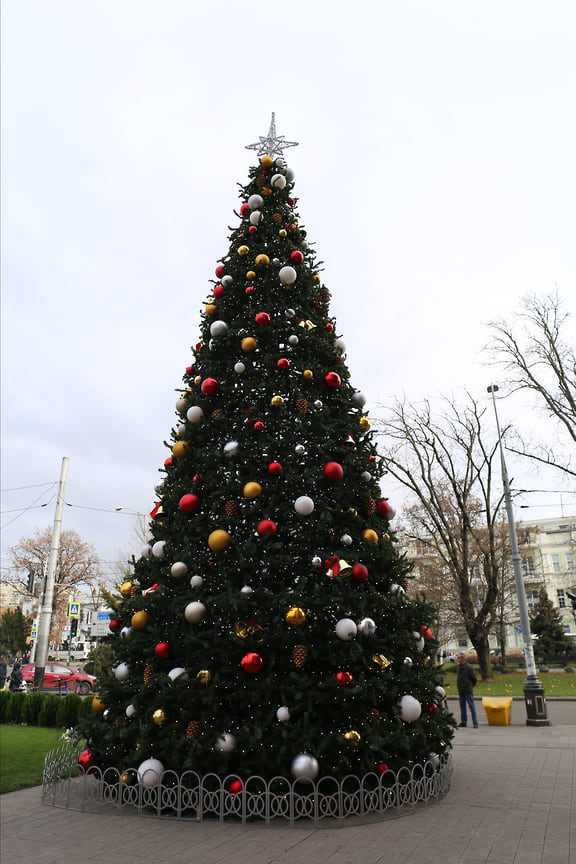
top-left (42, 743), bottom-right (452, 826)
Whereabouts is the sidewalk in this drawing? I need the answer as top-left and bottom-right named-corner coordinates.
top-left (1, 700), bottom-right (575, 864)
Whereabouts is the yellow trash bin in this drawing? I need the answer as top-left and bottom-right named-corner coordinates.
top-left (482, 696), bottom-right (513, 726)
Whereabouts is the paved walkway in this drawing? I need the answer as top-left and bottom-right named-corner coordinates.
top-left (1, 699), bottom-right (575, 864)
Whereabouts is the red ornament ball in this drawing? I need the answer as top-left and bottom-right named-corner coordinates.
top-left (213, 285), bottom-right (225, 299)
top-left (78, 749), bottom-right (95, 773)
top-left (325, 372), bottom-right (341, 389)
top-left (249, 225), bottom-right (258, 235)
top-left (290, 250), bottom-right (304, 264)
top-left (325, 323), bottom-right (334, 332)
top-left (109, 618), bottom-right (122, 633)
top-left (154, 641), bottom-right (171, 659)
top-left (240, 203), bottom-right (250, 217)
top-left (323, 461), bottom-right (344, 482)
top-left (277, 358), bottom-right (290, 370)
top-left (377, 500), bottom-right (391, 518)
top-left (229, 779), bottom-right (243, 794)
top-left (378, 762), bottom-right (390, 776)
top-left (215, 265), bottom-right (225, 278)
top-left (421, 626), bottom-right (434, 640)
top-left (185, 365), bottom-right (193, 376)
top-left (253, 421), bottom-right (264, 432)
top-left (268, 461), bottom-right (283, 476)
top-left (245, 286), bottom-right (255, 295)
top-left (336, 670), bottom-right (354, 687)
top-left (241, 652), bottom-right (264, 674)
top-left (255, 312), bottom-right (270, 326)
top-left (179, 494), bottom-right (201, 514)
top-left (201, 378), bottom-right (220, 396)
top-left (288, 197), bottom-right (295, 205)
top-left (352, 563), bottom-right (369, 582)
top-left (164, 457), bottom-right (173, 470)
top-left (257, 519), bottom-right (277, 538)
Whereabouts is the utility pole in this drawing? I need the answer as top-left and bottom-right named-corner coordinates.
top-left (33, 457), bottom-right (69, 690)
top-left (487, 387), bottom-right (550, 726)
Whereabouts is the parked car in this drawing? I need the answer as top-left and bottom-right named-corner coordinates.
top-left (21, 663), bottom-right (96, 695)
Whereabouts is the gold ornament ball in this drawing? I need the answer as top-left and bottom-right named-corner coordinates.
top-left (131, 610), bottom-right (150, 631)
top-left (205, 303), bottom-right (217, 317)
top-left (243, 481), bottom-right (262, 500)
top-left (153, 709), bottom-right (166, 727)
top-left (312, 274), bottom-right (321, 283)
top-left (120, 581), bottom-right (134, 599)
top-left (261, 187), bottom-right (272, 196)
top-left (92, 696), bottom-right (105, 714)
top-left (238, 245), bottom-right (250, 257)
top-left (122, 769), bottom-right (138, 786)
top-left (271, 395), bottom-right (284, 407)
top-left (194, 375), bottom-right (202, 385)
top-left (255, 254), bottom-right (270, 267)
top-left (285, 606), bottom-right (306, 628)
top-left (246, 270), bottom-right (256, 280)
top-left (241, 336), bottom-right (258, 353)
top-left (172, 441), bottom-right (189, 459)
top-left (279, 229), bottom-right (287, 237)
top-left (260, 155), bottom-right (274, 169)
top-left (362, 529), bottom-right (379, 544)
top-left (302, 369), bottom-right (313, 380)
top-left (360, 417), bottom-right (371, 431)
top-left (197, 669), bottom-right (212, 685)
top-left (208, 529), bottom-right (231, 552)
top-left (344, 730), bottom-right (361, 748)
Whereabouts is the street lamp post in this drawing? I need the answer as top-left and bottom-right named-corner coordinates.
top-left (488, 385), bottom-right (550, 726)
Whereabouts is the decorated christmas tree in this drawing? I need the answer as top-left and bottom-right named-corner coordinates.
top-left (79, 117), bottom-right (455, 792)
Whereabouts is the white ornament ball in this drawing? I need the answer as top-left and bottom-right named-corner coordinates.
top-left (294, 496), bottom-right (314, 515)
top-left (295, 444), bottom-right (306, 455)
top-left (404, 656), bottom-right (413, 667)
top-left (248, 194), bottom-right (263, 210)
top-left (175, 422), bottom-right (186, 437)
top-left (314, 399), bottom-right (323, 409)
top-left (210, 320), bottom-right (228, 339)
top-left (186, 405), bottom-right (204, 423)
top-left (335, 618), bottom-right (357, 641)
top-left (171, 561), bottom-right (188, 579)
top-left (125, 703), bottom-right (136, 718)
top-left (249, 210), bottom-right (261, 225)
top-left (189, 574), bottom-right (203, 588)
top-left (154, 480), bottom-right (165, 495)
top-left (114, 662), bottom-right (130, 681)
top-left (358, 617), bottom-right (376, 636)
top-left (141, 545), bottom-right (151, 559)
top-left (334, 338), bottom-right (346, 354)
top-left (285, 166), bottom-right (295, 181)
top-left (276, 706), bottom-right (291, 722)
top-left (390, 583), bottom-right (405, 596)
top-left (234, 362), bottom-right (246, 374)
top-left (176, 397), bottom-right (188, 413)
top-left (340, 534), bottom-right (352, 545)
top-left (215, 733), bottom-right (236, 752)
top-left (399, 694), bottom-right (422, 723)
top-left (387, 506), bottom-right (396, 520)
top-left (271, 173), bottom-right (287, 189)
top-left (138, 758), bottom-right (164, 788)
top-left (120, 626), bottom-right (133, 640)
top-left (224, 440), bottom-right (239, 457)
top-left (361, 471), bottom-right (372, 482)
top-left (288, 334), bottom-right (299, 346)
top-left (352, 391), bottom-right (366, 407)
top-left (279, 265), bottom-right (297, 285)
top-left (413, 632), bottom-right (425, 651)
top-left (435, 686), bottom-right (446, 699)
top-left (291, 753), bottom-right (319, 781)
top-left (240, 585), bottom-right (253, 594)
top-left (275, 157), bottom-right (285, 169)
top-left (285, 308), bottom-right (296, 318)
top-left (184, 601), bottom-right (207, 624)
top-left (428, 752), bottom-right (440, 769)
top-left (221, 274), bottom-right (234, 287)
top-left (168, 667), bottom-right (188, 683)
top-left (312, 556), bottom-right (322, 567)
top-left (152, 541), bottom-right (166, 558)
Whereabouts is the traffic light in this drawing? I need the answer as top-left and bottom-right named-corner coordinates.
top-left (27, 572), bottom-right (35, 592)
top-left (70, 617), bottom-right (78, 637)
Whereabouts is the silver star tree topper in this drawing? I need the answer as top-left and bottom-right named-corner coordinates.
top-left (245, 113), bottom-right (298, 159)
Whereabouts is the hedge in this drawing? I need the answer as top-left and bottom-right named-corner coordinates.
top-left (0, 690), bottom-right (93, 727)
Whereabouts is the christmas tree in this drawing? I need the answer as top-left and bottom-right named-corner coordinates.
top-left (79, 117), bottom-right (455, 791)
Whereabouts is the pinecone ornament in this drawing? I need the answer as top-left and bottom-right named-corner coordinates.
top-left (272, 212), bottom-right (282, 225)
top-left (320, 288), bottom-right (330, 300)
top-left (143, 664), bottom-right (155, 685)
top-left (186, 720), bottom-right (202, 739)
top-left (296, 399), bottom-right (308, 416)
top-left (225, 500), bottom-right (239, 516)
top-left (292, 645), bottom-right (308, 668)
top-left (212, 409), bottom-right (223, 420)
top-left (365, 499), bottom-right (376, 516)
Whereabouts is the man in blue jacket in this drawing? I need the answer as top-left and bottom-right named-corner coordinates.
top-left (456, 652), bottom-right (478, 727)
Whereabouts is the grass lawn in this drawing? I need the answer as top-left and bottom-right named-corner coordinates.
top-left (441, 670), bottom-right (576, 698)
top-left (0, 726), bottom-right (65, 794)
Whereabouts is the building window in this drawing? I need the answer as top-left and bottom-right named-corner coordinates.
top-left (552, 555), bottom-right (560, 573)
top-left (557, 589), bottom-right (566, 608)
top-left (522, 557), bottom-right (535, 578)
top-left (526, 591), bottom-right (540, 609)
top-left (567, 553), bottom-right (574, 572)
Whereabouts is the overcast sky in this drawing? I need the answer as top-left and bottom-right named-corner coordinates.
top-left (2, 1), bottom-right (575, 580)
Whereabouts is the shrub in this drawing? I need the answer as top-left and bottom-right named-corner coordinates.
top-left (55, 694), bottom-right (83, 728)
top-left (0, 690), bottom-right (11, 723)
top-left (37, 694), bottom-right (61, 727)
top-left (4, 692), bottom-right (27, 724)
top-left (21, 692), bottom-right (45, 726)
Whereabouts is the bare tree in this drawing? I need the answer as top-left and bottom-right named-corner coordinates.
top-left (377, 393), bottom-right (512, 680)
top-left (8, 527), bottom-right (104, 646)
top-left (487, 290), bottom-right (576, 477)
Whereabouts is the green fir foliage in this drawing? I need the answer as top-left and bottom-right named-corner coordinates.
top-left (78, 153), bottom-right (455, 782)
top-left (530, 588), bottom-right (574, 660)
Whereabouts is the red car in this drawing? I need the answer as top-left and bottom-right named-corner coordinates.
top-left (21, 663), bottom-right (96, 695)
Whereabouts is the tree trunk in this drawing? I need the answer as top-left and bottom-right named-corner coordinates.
top-left (471, 633), bottom-right (493, 680)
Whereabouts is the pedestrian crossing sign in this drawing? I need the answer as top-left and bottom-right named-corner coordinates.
top-left (68, 602), bottom-right (80, 618)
